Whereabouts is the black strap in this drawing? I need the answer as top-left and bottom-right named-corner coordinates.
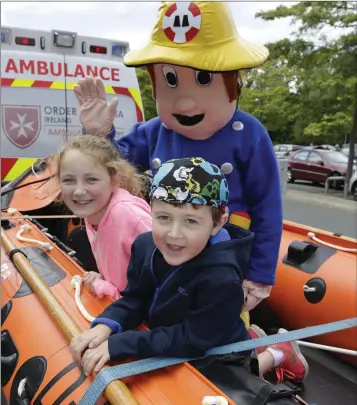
top-left (251, 381), bottom-right (301, 405)
top-left (9, 248), bottom-right (27, 262)
top-left (270, 382), bottom-right (301, 399)
top-left (251, 384), bottom-right (275, 405)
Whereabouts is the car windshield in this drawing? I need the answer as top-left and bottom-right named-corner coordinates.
top-left (324, 152), bottom-right (348, 164)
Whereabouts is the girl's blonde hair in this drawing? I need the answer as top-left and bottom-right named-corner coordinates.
top-left (53, 134), bottom-right (147, 198)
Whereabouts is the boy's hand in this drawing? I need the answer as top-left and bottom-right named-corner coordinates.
top-left (82, 340), bottom-right (110, 376)
top-left (73, 76), bottom-right (118, 136)
top-left (70, 324), bottom-right (112, 365)
top-left (83, 271), bottom-right (101, 294)
top-left (242, 280), bottom-right (272, 312)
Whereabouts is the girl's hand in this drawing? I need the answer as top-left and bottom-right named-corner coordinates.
top-left (83, 271), bottom-right (101, 294)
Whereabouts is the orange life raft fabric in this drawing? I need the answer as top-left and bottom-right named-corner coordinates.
top-left (268, 221), bottom-right (357, 367)
top-left (1, 157), bottom-right (61, 212)
top-left (1, 211), bottom-right (234, 405)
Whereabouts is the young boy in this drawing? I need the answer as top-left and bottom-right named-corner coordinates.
top-left (70, 157), bottom-right (308, 386)
top-left (70, 157), bottom-right (254, 374)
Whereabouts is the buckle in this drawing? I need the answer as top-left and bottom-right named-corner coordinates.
top-left (269, 381), bottom-right (301, 399)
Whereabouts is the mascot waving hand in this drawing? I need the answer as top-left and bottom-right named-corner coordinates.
top-left (73, 2), bottom-right (283, 327)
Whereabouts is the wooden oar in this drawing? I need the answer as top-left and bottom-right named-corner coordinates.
top-left (0, 228), bottom-right (139, 405)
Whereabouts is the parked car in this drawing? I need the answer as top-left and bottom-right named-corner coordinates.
top-left (274, 144), bottom-right (306, 159)
top-left (287, 149), bottom-right (356, 189)
top-left (311, 144), bottom-right (336, 151)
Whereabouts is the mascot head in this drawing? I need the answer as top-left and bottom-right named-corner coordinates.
top-left (124, 2), bottom-right (268, 140)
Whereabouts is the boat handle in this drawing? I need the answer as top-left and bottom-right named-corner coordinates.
top-left (71, 275), bottom-right (95, 322)
top-left (16, 224), bottom-right (53, 251)
top-left (303, 285), bottom-right (316, 293)
top-left (307, 232), bottom-right (357, 253)
top-left (202, 396), bottom-right (228, 405)
top-left (31, 161), bottom-right (40, 178)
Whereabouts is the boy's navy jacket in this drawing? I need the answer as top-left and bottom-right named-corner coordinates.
top-left (92, 224), bottom-right (254, 361)
top-left (105, 110), bottom-right (283, 286)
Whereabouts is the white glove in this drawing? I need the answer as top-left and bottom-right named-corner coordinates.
top-left (242, 280), bottom-right (272, 312)
top-left (73, 76), bottom-right (118, 136)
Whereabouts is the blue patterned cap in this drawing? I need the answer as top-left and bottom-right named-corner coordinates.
top-left (149, 157), bottom-right (229, 208)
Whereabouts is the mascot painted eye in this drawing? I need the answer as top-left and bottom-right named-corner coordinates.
top-left (195, 71), bottom-right (212, 86)
top-left (162, 65), bottom-right (178, 88)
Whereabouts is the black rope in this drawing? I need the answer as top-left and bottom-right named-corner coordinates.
top-left (0, 176), bottom-right (55, 196)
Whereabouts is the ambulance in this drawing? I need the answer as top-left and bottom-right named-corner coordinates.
top-left (1, 26), bottom-right (144, 183)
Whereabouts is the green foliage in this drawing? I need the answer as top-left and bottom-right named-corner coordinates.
top-left (136, 67), bottom-right (157, 120)
top-left (239, 55), bottom-right (300, 143)
top-left (242, 1), bottom-right (357, 145)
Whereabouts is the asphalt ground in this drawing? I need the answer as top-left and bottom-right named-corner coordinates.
top-left (284, 182), bottom-right (356, 238)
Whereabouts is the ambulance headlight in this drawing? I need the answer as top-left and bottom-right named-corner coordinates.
top-left (53, 31), bottom-right (75, 48)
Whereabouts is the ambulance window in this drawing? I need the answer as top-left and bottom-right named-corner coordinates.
top-left (1, 29), bottom-right (11, 44)
top-left (15, 37), bottom-right (35, 46)
top-left (90, 45), bottom-right (107, 54)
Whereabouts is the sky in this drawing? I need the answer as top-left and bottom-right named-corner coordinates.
top-left (1, 1), bottom-right (300, 50)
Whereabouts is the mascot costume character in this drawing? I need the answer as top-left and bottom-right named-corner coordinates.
top-left (73, 1), bottom-right (283, 327)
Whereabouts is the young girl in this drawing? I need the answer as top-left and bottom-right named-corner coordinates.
top-left (54, 134), bottom-right (152, 300)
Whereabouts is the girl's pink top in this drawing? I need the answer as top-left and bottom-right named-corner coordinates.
top-left (85, 188), bottom-right (152, 300)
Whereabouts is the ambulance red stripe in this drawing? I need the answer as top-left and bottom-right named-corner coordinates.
top-left (112, 86), bottom-right (144, 122)
top-left (1, 157), bottom-right (18, 179)
top-left (1, 79), bottom-right (144, 124)
top-left (1, 78), bottom-right (15, 86)
top-left (32, 80), bottom-right (52, 88)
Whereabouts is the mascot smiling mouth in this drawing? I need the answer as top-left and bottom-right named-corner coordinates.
top-left (173, 114), bottom-right (205, 126)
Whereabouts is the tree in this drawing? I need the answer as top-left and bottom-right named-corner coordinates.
top-left (239, 35), bottom-right (354, 145)
top-left (136, 67), bottom-right (157, 120)
top-left (256, 1), bottom-right (357, 188)
top-left (239, 46), bottom-right (301, 143)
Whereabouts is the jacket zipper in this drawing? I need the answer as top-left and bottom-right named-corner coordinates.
top-left (148, 248), bottom-right (183, 319)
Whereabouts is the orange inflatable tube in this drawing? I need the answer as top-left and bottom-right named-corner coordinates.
top-left (268, 220), bottom-right (357, 366)
top-left (1, 158), bottom-right (60, 212)
top-left (1, 210), bottom-right (234, 405)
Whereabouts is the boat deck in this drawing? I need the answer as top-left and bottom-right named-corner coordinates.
top-left (299, 346), bottom-right (357, 405)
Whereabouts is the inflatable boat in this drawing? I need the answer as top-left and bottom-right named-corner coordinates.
top-left (2, 160), bottom-right (356, 363)
top-left (267, 221), bottom-right (357, 366)
top-left (1, 209), bottom-right (237, 405)
top-left (1, 158), bottom-right (357, 405)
